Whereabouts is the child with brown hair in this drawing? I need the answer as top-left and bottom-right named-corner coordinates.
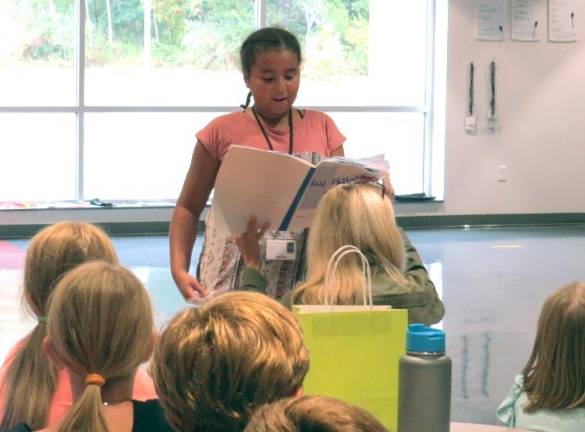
top-left (39, 261), bottom-right (169, 432)
top-left (497, 281), bottom-right (585, 431)
top-left (0, 222), bottom-right (156, 430)
top-left (245, 395), bottom-right (388, 432)
top-left (151, 291), bottom-right (310, 432)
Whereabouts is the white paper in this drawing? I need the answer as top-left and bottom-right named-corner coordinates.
top-left (476, 0), bottom-right (508, 41)
top-left (548, 0), bottom-right (578, 42)
top-left (511, 0), bottom-right (541, 41)
top-left (212, 146), bottom-right (313, 236)
top-left (211, 146), bottom-right (386, 236)
top-left (287, 160), bottom-right (380, 231)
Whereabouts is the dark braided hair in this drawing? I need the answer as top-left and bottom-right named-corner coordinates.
top-left (241, 91), bottom-right (253, 110)
top-left (240, 27), bottom-right (302, 110)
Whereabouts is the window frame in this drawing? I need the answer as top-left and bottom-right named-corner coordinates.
top-left (0, 0), bottom-right (440, 202)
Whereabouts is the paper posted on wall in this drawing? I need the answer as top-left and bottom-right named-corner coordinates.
top-left (211, 146), bottom-right (388, 236)
top-left (549, 0), bottom-right (578, 42)
top-left (476, 0), bottom-right (507, 41)
top-left (511, 0), bottom-right (541, 42)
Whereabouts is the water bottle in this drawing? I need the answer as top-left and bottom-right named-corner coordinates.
top-left (398, 323), bottom-right (451, 432)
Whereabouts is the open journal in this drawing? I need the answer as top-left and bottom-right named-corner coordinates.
top-left (212, 146), bottom-right (388, 236)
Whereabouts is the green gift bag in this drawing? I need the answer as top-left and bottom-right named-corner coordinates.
top-left (294, 246), bottom-right (408, 431)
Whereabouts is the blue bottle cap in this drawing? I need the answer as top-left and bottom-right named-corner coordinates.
top-left (406, 323), bottom-right (445, 353)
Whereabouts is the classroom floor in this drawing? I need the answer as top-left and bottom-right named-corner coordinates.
top-left (1, 225), bottom-right (585, 425)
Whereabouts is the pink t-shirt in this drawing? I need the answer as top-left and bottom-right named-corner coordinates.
top-left (0, 338), bottom-right (158, 428)
top-left (196, 110), bottom-right (345, 160)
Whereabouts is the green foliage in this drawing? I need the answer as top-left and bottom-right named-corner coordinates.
top-left (152, 40), bottom-right (182, 65)
top-left (152, 0), bottom-right (186, 45)
top-left (14, 0), bottom-right (75, 64)
top-left (338, 0), bottom-right (368, 19)
top-left (86, 0), bottom-right (143, 45)
top-left (84, 0), bottom-right (144, 64)
top-left (343, 17), bottom-right (368, 74)
top-left (110, 0), bottom-right (144, 43)
top-left (178, 0), bottom-right (254, 69)
top-left (303, 26), bottom-right (344, 79)
top-left (11, 0), bottom-right (369, 74)
top-left (266, 0), bottom-right (309, 38)
top-left (268, 0), bottom-right (369, 76)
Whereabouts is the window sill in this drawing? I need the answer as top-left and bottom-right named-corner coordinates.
top-left (0, 200), bottom-right (176, 211)
top-left (394, 194), bottom-right (441, 203)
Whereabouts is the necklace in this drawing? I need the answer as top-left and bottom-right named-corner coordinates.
top-left (251, 107), bottom-right (294, 155)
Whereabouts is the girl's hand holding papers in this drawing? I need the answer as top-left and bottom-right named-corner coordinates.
top-left (235, 217), bottom-right (270, 271)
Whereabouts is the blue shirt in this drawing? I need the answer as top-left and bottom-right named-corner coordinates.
top-left (497, 374), bottom-right (585, 432)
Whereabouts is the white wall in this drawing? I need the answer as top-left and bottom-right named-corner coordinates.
top-left (397, 0), bottom-right (585, 217)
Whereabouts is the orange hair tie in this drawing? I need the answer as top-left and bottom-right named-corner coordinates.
top-left (85, 373), bottom-right (106, 387)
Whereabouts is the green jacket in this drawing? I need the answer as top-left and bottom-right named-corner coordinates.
top-left (240, 230), bottom-right (445, 326)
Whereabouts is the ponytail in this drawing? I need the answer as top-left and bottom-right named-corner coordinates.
top-left (47, 262), bottom-right (154, 432)
top-left (1, 222), bottom-right (118, 430)
top-left (0, 323), bottom-right (58, 430)
top-left (57, 378), bottom-right (109, 432)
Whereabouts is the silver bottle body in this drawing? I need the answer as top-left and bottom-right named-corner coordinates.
top-left (398, 352), bottom-right (452, 432)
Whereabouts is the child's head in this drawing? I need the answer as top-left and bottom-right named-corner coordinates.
top-left (0, 221), bottom-right (117, 430)
top-left (240, 27), bottom-right (302, 78)
top-left (24, 221), bottom-right (118, 318)
top-left (245, 395), bottom-right (388, 432)
top-left (294, 183), bottom-right (406, 305)
top-left (240, 27), bottom-right (302, 114)
top-left (152, 291), bottom-right (309, 432)
top-left (46, 261), bottom-right (155, 432)
top-left (522, 281), bottom-right (585, 412)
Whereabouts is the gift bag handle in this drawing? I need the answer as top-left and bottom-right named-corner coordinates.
top-left (324, 245), bottom-right (373, 308)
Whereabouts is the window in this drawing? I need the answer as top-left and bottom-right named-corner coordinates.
top-left (1, 0), bottom-right (442, 203)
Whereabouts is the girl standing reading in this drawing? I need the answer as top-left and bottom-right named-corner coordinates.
top-left (170, 27), bottom-right (345, 301)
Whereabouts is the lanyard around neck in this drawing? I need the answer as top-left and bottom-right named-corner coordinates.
top-left (251, 107), bottom-right (293, 155)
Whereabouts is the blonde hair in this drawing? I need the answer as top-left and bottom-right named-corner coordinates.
top-left (245, 395), bottom-right (388, 432)
top-left (47, 261), bottom-right (154, 432)
top-left (293, 183), bottom-right (406, 305)
top-left (522, 281), bottom-right (585, 412)
top-left (152, 291), bottom-right (309, 432)
top-left (0, 222), bottom-right (117, 430)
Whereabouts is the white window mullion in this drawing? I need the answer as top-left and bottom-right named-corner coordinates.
top-left (76, 0), bottom-right (87, 200)
top-left (422, 0), bottom-right (436, 196)
top-left (256, 0), bottom-right (267, 29)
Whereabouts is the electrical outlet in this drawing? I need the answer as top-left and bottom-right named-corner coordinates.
top-left (498, 165), bottom-right (508, 182)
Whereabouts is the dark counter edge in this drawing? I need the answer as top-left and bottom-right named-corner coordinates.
top-left (2, 213), bottom-right (584, 239)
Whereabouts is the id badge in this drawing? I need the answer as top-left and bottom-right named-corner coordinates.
top-left (265, 232), bottom-right (296, 261)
